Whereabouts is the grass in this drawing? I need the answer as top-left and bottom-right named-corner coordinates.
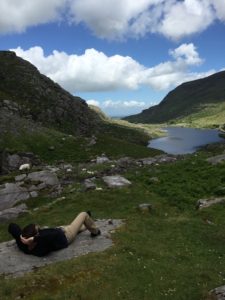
top-left (171, 102), bottom-right (225, 128)
top-left (0, 122), bottom-right (162, 164)
top-left (0, 142), bottom-right (225, 299)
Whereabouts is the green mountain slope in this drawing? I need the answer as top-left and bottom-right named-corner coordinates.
top-left (124, 71), bottom-right (225, 125)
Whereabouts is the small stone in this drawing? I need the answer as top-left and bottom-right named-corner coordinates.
top-left (148, 177), bottom-right (159, 184)
top-left (30, 191), bottom-right (38, 198)
top-left (48, 146), bottom-right (55, 151)
top-left (138, 203), bottom-right (152, 213)
top-left (84, 178), bottom-right (96, 191)
top-left (96, 156), bottom-right (110, 164)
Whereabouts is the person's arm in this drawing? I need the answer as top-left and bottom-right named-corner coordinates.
top-left (8, 223), bottom-right (22, 240)
top-left (8, 223), bottom-right (31, 254)
top-left (20, 235), bottom-right (34, 245)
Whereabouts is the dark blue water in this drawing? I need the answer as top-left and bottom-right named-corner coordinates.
top-left (148, 127), bottom-right (224, 155)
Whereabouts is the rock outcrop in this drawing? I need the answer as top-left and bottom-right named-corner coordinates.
top-left (0, 51), bottom-right (100, 136)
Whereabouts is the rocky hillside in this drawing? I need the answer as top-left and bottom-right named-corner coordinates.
top-left (124, 71), bottom-right (225, 124)
top-left (0, 51), bottom-right (100, 135)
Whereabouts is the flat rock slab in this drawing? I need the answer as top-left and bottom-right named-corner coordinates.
top-left (0, 219), bottom-right (123, 278)
top-left (103, 175), bottom-right (131, 188)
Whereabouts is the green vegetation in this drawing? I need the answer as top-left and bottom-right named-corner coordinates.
top-left (1, 142), bottom-right (225, 299)
top-left (0, 120), bottom-right (161, 164)
top-left (171, 102), bottom-right (225, 128)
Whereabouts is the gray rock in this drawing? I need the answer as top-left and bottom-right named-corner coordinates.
top-left (30, 191), bottom-right (38, 198)
top-left (207, 154), bottom-right (225, 165)
top-left (28, 185), bottom-right (38, 192)
top-left (88, 135), bottom-right (97, 146)
top-left (96, 155), bottom-right (110, 164)
top-left (0, 183), bottom-right (30, 211)
top-left (48, 146), bottom-right (55, 151)
top-left (139, 155), bottom-right (177, 166)
top-left (0, 204), bottom-right (28, 223)
top-left (28, 170), bottom-right (59, 186)
top-left (149, 177), bottom-right (159, 184)
top-left (209, 285), bottom-right (225, 299)
top-left (36, 182), bottom-right (47, 190)
top-left (15, 174), bottom-right (27, 181)
top-left (84, 178), bottom-right (96, 190)
top-left (138, 203), bottom-right (152, 213)
top-left (196, 197), bottom-right (225, 209)
top-left (7, 154), bottom-right (21, 169)
top-left (0, 219), bottom-right (123, 277)
top-left (103, 175), bottom-right (131, 188)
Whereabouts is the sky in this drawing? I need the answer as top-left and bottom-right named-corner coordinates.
top-left (0, 0), bottom-right (225, 117)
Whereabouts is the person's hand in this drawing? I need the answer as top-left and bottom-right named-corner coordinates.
top-left (20, 235), bottom-right (34, 245)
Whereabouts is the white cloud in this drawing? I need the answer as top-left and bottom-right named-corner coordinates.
top-left (12, 43), bottom-right (215, 93)
top-left (213, 0), bottom-right (225, 21)
top-left (103, 100), bottom-right (147, 108)
top-left (68, 0), bottom-right (224, 40)
top-left (0, 1), bottom-right (225, 39)
top-left (0, 0), bottom-right (66, 34)
top-left (169, 43), bottom-right (203, 65)
top-left (158, 0), bottom-right (215, 40)
top-left (86, 99), bottom-right (100, 106)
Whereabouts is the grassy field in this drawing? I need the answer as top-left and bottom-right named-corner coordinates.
top-left (169, 102), bottom-right (225, 129)
top-left (0, 136), bottom-right (225, 299)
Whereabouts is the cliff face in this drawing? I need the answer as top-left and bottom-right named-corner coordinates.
top-left (124, 71), bottom-right (225, 124)
top-left (0, 51), bottom-right (100, 135)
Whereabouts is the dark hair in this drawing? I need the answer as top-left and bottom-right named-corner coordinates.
top-left (22, 224), bottom-right (37, 238)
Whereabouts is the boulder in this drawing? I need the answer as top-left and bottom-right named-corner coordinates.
top-left (209, 285), bottom-right (225, 299)
top-left (196, 197), bottom-right (225, 209)
top-left (84, 178), bottom-right (96, 191)
top-left (0, 183), bottom-right (30, 211)
top-left (103, 175), bottom-right (131, 188)
top-left (27, 170), bottom-right (59, 186)
top-left (0, 204), bottom-right (28, 223)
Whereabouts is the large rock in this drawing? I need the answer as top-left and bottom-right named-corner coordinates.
top-left (0, 204), bottom-right (28, 223)
top-left (196, 197), bottom-right (225, 209)
top-left (0, 182), bottom-right (30, 211)
top-left (209, 285), bottom-right (225, 299)
top-left (207, 154), bottom-right (225, 165)
top-left (103, 175), bottom-right (131, 188)
top-left (0, 219), bottom-right (123, 277)
top-left (27, 170), bottom-right (59, 186)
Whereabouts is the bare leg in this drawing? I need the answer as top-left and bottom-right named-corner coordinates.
top-left (61, 212), bottom-right (99, 244)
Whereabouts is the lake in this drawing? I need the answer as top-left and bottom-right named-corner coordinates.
top-left (148, 127), bottom-right (224, 155)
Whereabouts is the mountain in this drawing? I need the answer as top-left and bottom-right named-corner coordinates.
top-left (124, 71), bottom-right (225, 125)
top-left (0, 51), bottom-right (100, 135)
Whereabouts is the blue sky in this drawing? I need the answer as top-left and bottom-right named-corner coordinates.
top-left (0, 0), bottom-right (225, 116)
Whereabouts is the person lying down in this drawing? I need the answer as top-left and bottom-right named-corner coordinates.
top-left (8, 211), bottom-right (101, 257)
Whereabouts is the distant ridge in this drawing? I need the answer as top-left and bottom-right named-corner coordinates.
top-left (123, 71), bottom-right (225, 124)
